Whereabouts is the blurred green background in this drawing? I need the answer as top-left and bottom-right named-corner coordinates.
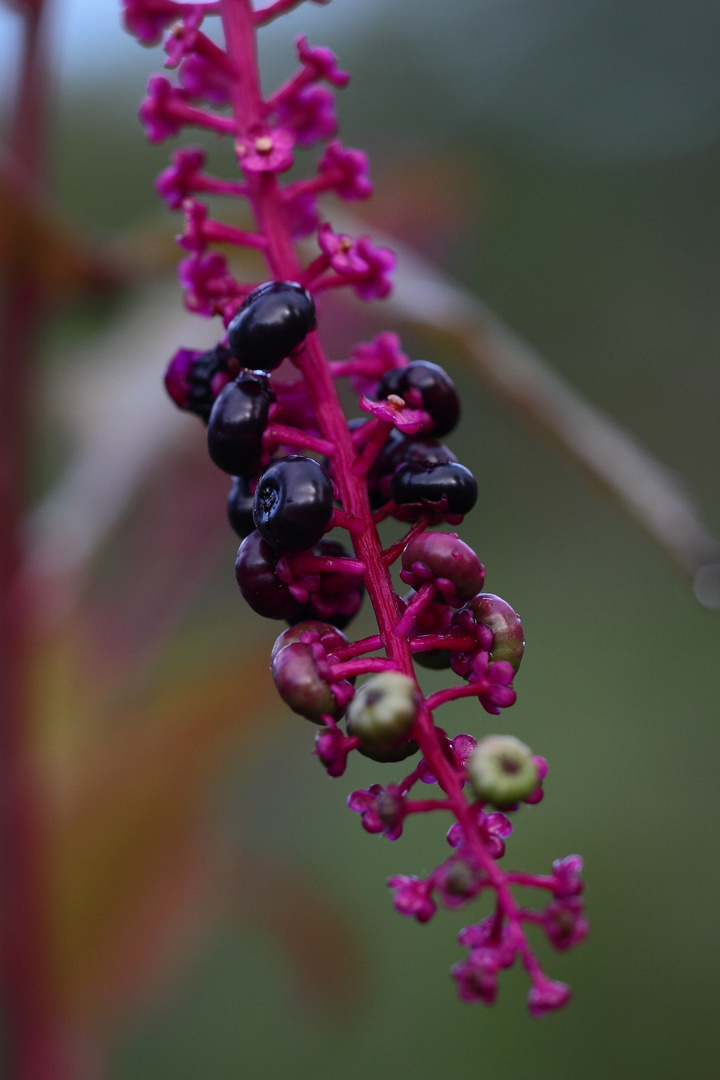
top-left (3, 1), bottom-right (719, 1077)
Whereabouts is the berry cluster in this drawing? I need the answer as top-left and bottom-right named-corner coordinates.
top-left (125, 0), bottom-right (586, 1014)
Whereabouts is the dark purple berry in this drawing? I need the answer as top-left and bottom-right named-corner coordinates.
top-left (165, 344), bottom-right (234, 422)
top-left (207, 372), bottom-right (274, 477)
top-left (253, 455), bottom-right (334, 552)
top-left (375, 360), bottom-right (460, 437)
top-left (235, 531), bottom-right (305, 620)
top-left (370, 434), bottom-right (457, 508)
top-left (227, 476), bottom-right (256, 539)
top-left (227, 281), bottom-right (317, 371)
top-left (391, 461), bottom-right (478, 517)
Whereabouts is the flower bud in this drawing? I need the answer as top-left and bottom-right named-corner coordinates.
top-left (464, 593), bottom-right (524, 673)
top-left (467, 735), bottom-right (538, 808)
top-left (346, 671), bottom-right (419, 750)
top-left (271, 641), bottom-right (345, 722)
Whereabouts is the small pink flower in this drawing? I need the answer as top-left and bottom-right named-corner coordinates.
top-left (348, 783), bottom-right (406, 840)
top-left (387, 874), bottom-right (437, 923)
top-left (163, 7), bottom-right (203, 67)
top-left (179, 52), bottom-right (231, 105)
top-left (468, 652), bottom-right (517, 715)
top-left (447, 809), bottom-right (513, 859)
top-left (283, 191), bottom-right (320, 238)
top-left (277, 84), bottom-right (338, 147)
top-left (318, 140), bottom-right (373, 201)
top-left (178, 197), bottom-right (209, 253)
top-left (139, 75), bottom-right (184, 143)
top-left (352, 237), bottom-right (396, 300)
top-left (179, 250), bottom-right (236, 315)
top-left (358, 394), bottom-right (428, 435)
top-left (315, 726), bottom-right (353, 777)
top-left (551, 855), bottom-right (585, 898)
top-left (542, 897), bottom-right (589, 951)
top-left (236, 128), bottom-right (295, 174)
top-left (317, 223), bottom-right (368, 275)
top-left (122, 0), bottom-right (181, 46)
top-left (156, 146), bottom-right (206, 209)
top-left (527, 975), bottom-right (572, 1017)
top-left (346, 331), bottom-right (409, 395)
top-left (296, 35), bottom-right (350, 87)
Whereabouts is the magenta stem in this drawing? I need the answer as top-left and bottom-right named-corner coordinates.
top-left (329, 657), bottom-right (397, 680)
top-left (219, 0), bottom-right (545, 987)
top-left (351, 419), bottom-right (394, 476)
top-left (405, 799), bottom-right (452, 814)
top-left (380, 515), bottom-right (431, 566)
top-left (393, 581), bottom-right (436, 639)
top-left (286, 553), bottom-right (366, 576)
top-left (331, 635), bottom-right (383, 661)
top-left (262, 422), bottom-right (335, 456)
top-left (410, 633), bottom-right (477, 654)
top-left (424, 681), bottom-right (485, 711)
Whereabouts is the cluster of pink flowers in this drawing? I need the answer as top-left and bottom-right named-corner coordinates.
top-left (124, 0), bottom-right (586, 1014)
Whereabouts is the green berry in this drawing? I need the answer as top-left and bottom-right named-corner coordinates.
top-left (466, 735), bottom-right (538, 807)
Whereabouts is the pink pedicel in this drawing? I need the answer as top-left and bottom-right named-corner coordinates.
top-left (124, 0), bottom-right (586, 1013)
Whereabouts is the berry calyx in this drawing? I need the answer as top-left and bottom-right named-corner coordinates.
top-left (466, 735), bottom-right (538, 808)
top-left (253, 455), bottom-right (334, 552)
top-left (271, 640), bottom-right (348, 722)
top-left (289, 539), bottom-right (365, 629)
top-left (165, 343), bottom-right (234, 421)
top-left (227, 280), bottom-right (317, 371)
top-left (391, 461), bottom-right (478, 517)
top-left (401, 531), bottom-right (486, 604)
top-left (270, 620), bottom-right (349, 662)
top-left (375, 360), bottom-right (460, 437)
top-left (207, 372), bottom-right (274, 476)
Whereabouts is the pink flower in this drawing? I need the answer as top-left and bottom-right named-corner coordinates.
top-left (348, 783), bottom-right (406, 840)
top-left (156, 146), bottom-right (206, 209)
top-left (318, 140), bottom-right (373, 201)
top-left (317, 223), bottom-right (368, 275)
top-left (447, 809), bottom-right (513, 859)
top-left (346, 331), bottom-right (409, 395)
top-left (277, 85), bottom-right (338, 146)
top-left (179, 52), bottom-right (231, 105)
top-left (139, 75), bottom-right (184, 143)
top-left (163, 7), bottom-right (203, 67)
top-left (236, 128), bottom-right (295, 174)
top-left (527, 975), bottom-right (572, 1017)
top-left (468, 651), bottom-right (517, 715)
top-left (551, 855), bottom-right (585, 898)
top-left (283, 191), bottom-right (319, 238)
top-left (315, 726), bottom-right (354, 778)
top-left (296, 35), bottom-right (350, 88)
top-left (122, 0), bottom-right (182, 46)
top-left (387, 874), bottom-right (437, 923)
top-left (179, 250), bottom-right (236, 315)
top-left (542, 897), bottom-right (589, 951)
top-left (178, 197), bottom-right (209, 253)
top-left (358, 394), bottom-right (428, 435)
top-left (352, 237), bottom-right (396, 300)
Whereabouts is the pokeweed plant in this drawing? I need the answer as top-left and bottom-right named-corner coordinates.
top-left (123, 0), bottom-right (587, 1015)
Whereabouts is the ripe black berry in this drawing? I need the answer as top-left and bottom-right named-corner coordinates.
top-left (253, 456), bottom-right (334, 552)
top-left (391, 461), bottom-right (478, 517)
top-left (370, 434), bottom-right (457, 508)
top-left (227, 476), bottom-right (256, 539)
top-left (375, 360), bottom-right (460, 437)
top-left (165, 343), bottom-right (234, 422)
top-left (234, 530), bottom-right (306, 620)
top-left (227, 281), bottom-right (317, 371)
top-left (207, 372), bottom-right (274, 476)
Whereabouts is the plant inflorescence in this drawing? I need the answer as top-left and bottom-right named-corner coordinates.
top-left (123, 0), bottom-right (587, 1014)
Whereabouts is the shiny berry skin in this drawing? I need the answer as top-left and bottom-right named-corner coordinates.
top-left (271, 641), bottom-right (348, 723)
top-left (234, 531), bottom-right (305, 620)
top-left (391, 461), bottom-right (478, 517)
top-left (227, 476), bottom-right (256, 539)
top-left (346, 671), bottom-right (420, 760)
top-left (464, 593), bottom-right (525, 673)
top-left (370, 434), bottom-right (457, 508)
top-left (375, 360), bottom-right (460, 437)
top-left (400, 531), bottom-right (485, 604)
top-left (207, 372), bottom-right (274, 476)
top-left (227, 281), bottom-right (317, 371)
top-left (253, 456), bottom-right (334, 552)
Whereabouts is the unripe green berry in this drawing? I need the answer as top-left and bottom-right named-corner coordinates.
top-left (467, 735), bottom-right (538, 807)
top-left (465, 593), bottom-right (525, 673)
top-left (346, 671), bottom-right (419, 750)
top-left (271, 641), bottom-right (343, 723)
top-left (270, 621), bottom-right (348, 663)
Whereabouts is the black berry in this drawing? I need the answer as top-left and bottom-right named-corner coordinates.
top-left (375, 360), bottom-right (460, 437)
top-left (370, 434), bottom-right (457, 508)
top-left (207, 372), bottom-right (274, 476)
top-left (227, 281), bottom-right (317, 371)
top-left (253, 455), bottom-right (334, 552)
top-left (227, 476), bottom-right (256, 539)
top-left (234, 530), bottom-right (306, 620)
top-left (391, 461), bottom-right (478, 517)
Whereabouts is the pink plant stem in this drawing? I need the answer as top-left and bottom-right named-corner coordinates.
top-left (410, 633), bottom-right (477, 654)
top-left (262, 422), bottom-right (334, 456)
top-left (329, 657), bottom-right (398, 680)
top-left (405, 799), bottom-right (452, 814)
top-left (219, 0), bottom-right (542, 981)
top-left (0, 5), bottom-right (75, 1077)
top-left (285, 554), bottom-right (365, 576)
top-left (331, 635), bottom-right (383, 661)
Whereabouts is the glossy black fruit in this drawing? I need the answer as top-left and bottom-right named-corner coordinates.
top-left (253, 456), bottom-right (334, 552)
top-left (391, 461), bottom-right (478, 516)
top-left (207, 372), bottom-right (274, 476)
top-left (234, 531), bottom-right (306, 620)
top-left (375, 360), bottom-right (460, 437)
top-left (227, 476), bottom-right (256, 539)
top-left (227, 281), bottom-right (317, 371)
top-left (370, 434), bottom-right (457, 508)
